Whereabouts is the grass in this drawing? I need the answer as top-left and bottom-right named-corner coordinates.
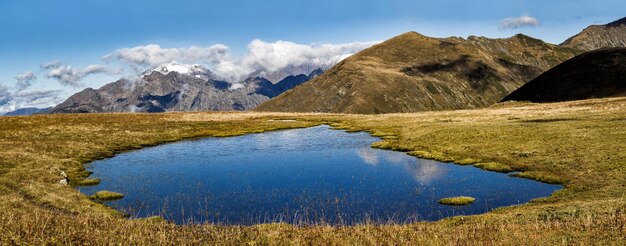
top-left (438, 196), bottom-right (476, 206)
top-left (473, 162), bottom-right (514, 173)
top-left (0, 98), bottom-right (624, 244)
top-left (77, 178), bottom-right (101, 186)
top-left (91, 191), bottom-right (124, 201)
top-left (511, 171), bottom-right (564, 184)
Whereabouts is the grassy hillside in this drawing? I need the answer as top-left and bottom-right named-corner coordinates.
top-left (256, 32), bottom-right (580, 114)
top-left (0, 98), bottom-right (625, 244)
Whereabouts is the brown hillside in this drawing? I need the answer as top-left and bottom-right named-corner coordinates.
top-left (256, 32), bottom-right (580, 114)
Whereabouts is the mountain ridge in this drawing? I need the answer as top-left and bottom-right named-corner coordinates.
top-left (51, 66), bottom-right (321, 113)
top-left (255, 31), bottom-right (580, 114)
top-left (3, 107), bottom-right (52, 116)
top-left (561, 17), bottom-right (626, 51)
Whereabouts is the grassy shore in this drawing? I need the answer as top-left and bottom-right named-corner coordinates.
top-left (0, 98), bottom-right (624, 245)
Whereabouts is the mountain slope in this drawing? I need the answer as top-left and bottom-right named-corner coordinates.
top-left (51, 64), bottom-right (318, 113)
top-left (256, 32), bottom-right (580, 114)
top-left (501, 48), bottom-right (626, 103)
top-left (254, 69), bottom-right (323, 98)
top-left (561, 17), bottom-right (626, 51)
top-left (3, 107), bottom-right (52, 116)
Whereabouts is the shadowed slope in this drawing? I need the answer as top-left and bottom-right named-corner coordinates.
top-left (501, 48), bottom-right (626, 103)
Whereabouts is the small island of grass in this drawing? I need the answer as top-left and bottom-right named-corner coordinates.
top-left (90, 191), bottom-right (124, 201)
top-left (438, 196), bottom-right (476, 206)
top-left (77, 178), bottom-right (101, 186)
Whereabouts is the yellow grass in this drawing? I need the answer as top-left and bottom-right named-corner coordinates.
top-left (0, 97), bottom-right (624, 245)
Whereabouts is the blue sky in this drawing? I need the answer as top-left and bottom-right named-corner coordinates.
top-left (0, 0), bottom-right (624, 112)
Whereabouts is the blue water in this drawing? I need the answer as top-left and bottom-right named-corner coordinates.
top-left (78, 125), bottom-right (560, 225)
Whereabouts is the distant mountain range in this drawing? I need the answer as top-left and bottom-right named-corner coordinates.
top-left (246, 60), bottom-right (335, 83)
top-left (3, 107), bottom-right (51, 116)
top-left (501, 48), bottom-right (626, 103)
top-left (50, 64), bottom-right (322, 113)
top-left (257, 17), bottom-right (626, 114)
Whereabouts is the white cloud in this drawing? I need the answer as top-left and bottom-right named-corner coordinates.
top-left (0, 85), bottom-right (13, 106)
top-left (41, 60), bottom-right (63, 69)
top-left (44, 63), bottom-right (119, 87)
top-left (16, 90), bottom-right (64, 103)
top-left (15, 71), bottom-right (37, 91)
top-left (0, 87), bottom-right (64, 114)
top-left (499, 15), bottom-right (540, 29)
top-left (105, 39), bottom-right (379, 82)
top-left (103, 44), bottom-right (230, 71)
top-left (234, 39), bottom-right (377, 78)
top-left (356, 148), bottom-right (379, 165)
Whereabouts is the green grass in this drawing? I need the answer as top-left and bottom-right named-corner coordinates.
top-left (0, 99), bottom-right (624, 244)
top-left (438, 196), bottom-right (476, 206)
top-left (407, 150), bottom-right (455, 162)
top-left (473, 162), bottom-right (515, 173)
top-left (91, 191), bottom-right (124, 201)
top-left (511, 171), bottom-right (564, 184)
top-left (77, 178), bottom-right (101, 186)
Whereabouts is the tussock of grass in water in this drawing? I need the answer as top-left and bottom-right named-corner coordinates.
top-left (0, 98), bottom-right (624, 244)
top-left (439, 196), bottom-right (476, 206)
top-left (91, 191), bottom-right (124, 201)
top-left (77, 178), bottom-right (101, 186)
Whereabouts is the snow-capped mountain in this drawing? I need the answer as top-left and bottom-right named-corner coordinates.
top-left (148, 62), bottom-right (219, 81)
top-left (51, 63), bottom-right (324, 113)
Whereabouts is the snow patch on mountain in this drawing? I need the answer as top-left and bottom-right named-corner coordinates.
top-left (148, 62), bottom-right (218, 81)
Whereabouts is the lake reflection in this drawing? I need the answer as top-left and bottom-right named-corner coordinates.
top-left (356, 148), bottom-right (447, 184)
top-left (79, 125), bottom-right (560, 225)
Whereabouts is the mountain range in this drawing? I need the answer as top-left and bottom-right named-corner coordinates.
top-left (257, 17), bottom-right (626, 114)
top-left (3, 107), bottom-right (51, 116)
top-left (50, 64), bottom-right (322, 113)
top-left (255, 32), bottom-right (580, 113)
top-left (22, 16), bottom-right (626, 115)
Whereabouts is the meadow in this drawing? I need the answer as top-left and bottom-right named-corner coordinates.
top-left (0, 97), bottom-right (624, 245)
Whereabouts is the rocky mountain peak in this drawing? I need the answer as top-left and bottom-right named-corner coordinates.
top-left (560, 16), bottom-right (626, 51)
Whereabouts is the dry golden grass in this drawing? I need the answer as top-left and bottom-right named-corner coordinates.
top-left (0, 97), bottom-right (624, 245)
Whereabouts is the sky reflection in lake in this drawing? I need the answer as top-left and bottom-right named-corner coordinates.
top-left (79, 125), bottom-right (560, 225)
